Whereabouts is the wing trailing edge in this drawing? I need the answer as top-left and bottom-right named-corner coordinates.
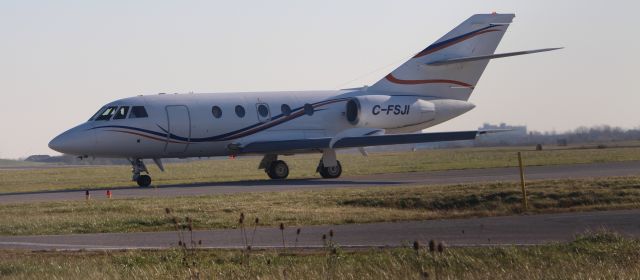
top-left (238, 131), bottom-right (485, 154)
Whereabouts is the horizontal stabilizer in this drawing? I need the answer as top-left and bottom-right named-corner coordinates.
top-left (238, 131), bottom-right (483, 154)
top-left (426, 47), bottom-right (562, 66)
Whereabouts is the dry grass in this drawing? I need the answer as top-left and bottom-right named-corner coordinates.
top-left (1, 145), bottom-right (640, 194)
top-left (0, 232), bottom-right (638, 279)
top-left (1, 177), bottom-right (640, 236)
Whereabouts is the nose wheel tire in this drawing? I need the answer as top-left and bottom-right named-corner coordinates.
top-left (136, 175), bottom-right (152, 187)
top-left (266, 160), bottom-right (289, 179)
top-left (319, 160), bottom-right (342, 179)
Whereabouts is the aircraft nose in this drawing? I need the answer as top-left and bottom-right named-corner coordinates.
top-left (48, 133), bottom-right (70, 153)
top-left (48, 126), bottom-right (96, 155)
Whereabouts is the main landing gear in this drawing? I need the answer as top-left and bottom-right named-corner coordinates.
top-left (317, 160), bottom-right (342, 179)
top-left (266, 160), bottom-right (290, 179)
top-left (129, 158), bottom-right (152, 187)
top-left (260, 154), bottom-right (289, 179)
top-left (316, 149), bottom-right (342, 179)
top-left (259, 150), bottom-right (343, 180)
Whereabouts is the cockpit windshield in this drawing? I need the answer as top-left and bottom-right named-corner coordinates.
top-left (94, 106), bottom-right (118, 121)
top-left (113, 106), bottom-right (130, 119)
top-left (89, 105), bottom-right (148, 121)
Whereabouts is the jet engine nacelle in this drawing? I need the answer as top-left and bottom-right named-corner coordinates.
top-left (345, 95), bottom-right (436, 129)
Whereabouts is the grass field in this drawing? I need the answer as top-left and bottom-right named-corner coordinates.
top-left (1, 145), bottom-right (640, 194)
top-left (0, 232), bottom-right (637, 279)
top-left (1, 176), bottom-right (639, 236)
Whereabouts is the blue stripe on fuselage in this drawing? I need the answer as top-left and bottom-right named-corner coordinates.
top-left (90, 97), bottom-right (349, 143)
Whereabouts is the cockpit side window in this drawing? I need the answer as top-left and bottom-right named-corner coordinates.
top-left (95, 106), bottom-right (118, 121)
top-left (113, 106), bottom-right (130, 120)
top-left (129, 106), bottom-right (148, 118)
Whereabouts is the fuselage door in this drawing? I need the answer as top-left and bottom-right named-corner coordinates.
top-left (165, 105), bottom-right (191, 154)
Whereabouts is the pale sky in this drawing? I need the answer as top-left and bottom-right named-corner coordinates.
top-left (1, 1), bottom-right (638, 158)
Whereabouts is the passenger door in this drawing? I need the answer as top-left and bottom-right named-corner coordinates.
top-left (165, 105), bottom-right (191, 154)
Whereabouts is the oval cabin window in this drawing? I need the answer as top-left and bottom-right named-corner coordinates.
top-left (235, 105), bottom-right (246, 118)
top-left (211, 106), bottom-right (222, 118)
top-left (281, 104), bottom-right (291, 116)
top-left (257, 104), bottom-right (269, 118)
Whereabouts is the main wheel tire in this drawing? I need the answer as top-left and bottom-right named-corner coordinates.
top-left (266, 160), bottom-right (289, 179)
top-left (136, 175), bottom-right (152, 187)
top-left (319, 160), bottom-right (342, 179)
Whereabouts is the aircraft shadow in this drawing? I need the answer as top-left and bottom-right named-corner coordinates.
top-left (0, 178), bottom-right (403, 197)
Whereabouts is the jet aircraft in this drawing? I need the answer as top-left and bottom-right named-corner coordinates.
top-left (49, 13), bottom-right (560, 187)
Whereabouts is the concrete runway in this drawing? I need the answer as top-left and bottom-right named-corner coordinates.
top-left (1, 161), bottom-right (639, 204)
top-left (1, 209), bottom-right (639, 250)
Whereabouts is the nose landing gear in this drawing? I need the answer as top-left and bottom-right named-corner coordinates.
top-left (129, 158), bottom-right (152, 187)
top-left (136, 174), bottom-right (152, 187)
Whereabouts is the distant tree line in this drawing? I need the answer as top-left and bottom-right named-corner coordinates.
top-left (475, 125), bottom-right (640, 147)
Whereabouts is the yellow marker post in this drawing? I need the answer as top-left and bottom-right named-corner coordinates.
top-left (517, 152), bottom-right (528, 210)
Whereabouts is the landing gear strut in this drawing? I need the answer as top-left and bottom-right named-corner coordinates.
top-left (129, 158), bottom-right (152, 187)
top-left (259, 154), bottom-right (289, 180)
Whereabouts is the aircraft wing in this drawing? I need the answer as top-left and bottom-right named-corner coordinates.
top-left (238, 130), bottom-right (485, 154)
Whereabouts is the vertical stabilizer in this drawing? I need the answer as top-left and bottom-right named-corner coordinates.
top-left (369, 14), bottom-right (515, 100)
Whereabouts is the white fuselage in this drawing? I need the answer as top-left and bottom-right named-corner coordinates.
top-left (49, 88), bottom-right (474, 159)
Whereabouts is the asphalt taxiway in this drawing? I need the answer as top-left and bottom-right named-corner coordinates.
top-left (1, 161), bottom-right (639, 204)
top-left (1, 209), bottom-right (639, 250)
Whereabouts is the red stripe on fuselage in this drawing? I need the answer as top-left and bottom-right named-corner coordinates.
top-left (385, 74), bottom-right (473, 87)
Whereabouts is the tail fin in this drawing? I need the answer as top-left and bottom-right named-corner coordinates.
top-left (369, 13), bottom-right (515, 100)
